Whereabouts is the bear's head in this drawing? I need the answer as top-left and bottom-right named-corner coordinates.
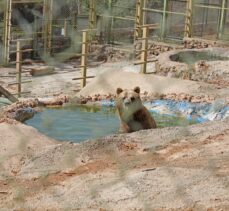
top-left (116, 86), bottom-right (142, 113)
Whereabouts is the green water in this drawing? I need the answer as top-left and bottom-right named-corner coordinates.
top-left (171, 51), bottom-right (229, 65)
top-left (25, 105), bottom-right (198, 142)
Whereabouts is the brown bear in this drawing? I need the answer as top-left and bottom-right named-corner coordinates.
top-left (116, 86), bottom-right (157, 133)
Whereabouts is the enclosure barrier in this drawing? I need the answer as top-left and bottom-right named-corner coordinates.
top-left (8, 40), bottom-right (32, 97)
top-left (75, 22), bottom-right (159, 87)
top-left (1, 0), bottom-right (229, 64)
top-left (134, 0), bottom-right (143, 40)
top-left (134, 24), bottom-right (159, 74)
top-left (80, 30), bottom-right (88, 88)
top-left (138, 25), bottom-right (149, 74)
top-left (72, 29), bottom-right (96, 89)
top-left (184, 0), bottom-right (193, 38)
top-left (1, 0), bottom-right (229, 92)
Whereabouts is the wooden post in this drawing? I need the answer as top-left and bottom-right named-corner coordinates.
top-left (80, 31), bottom-right (88, 88)
top-left (0, 85), bottom-right (18, 103)
top-left (64, 19), bottom-right (68, 37)
top-left (16, 41), bottom-right (22, 98)
top-left (161, 0), bottom-right (168, 40)
top-left (33, 15), bottom-right (38, 58)
top-left (134, 0), bottom-right (144, 40)
top-left (110, 15), bottom-right (114, 43)
top-left (88, 0), bottom-right (97, 41)
top-left (43, 0), bottom-right (53, 55)
top-left (3, 0), bottom-right (7, 63)
top-left (140, 26), bottom-right (149, 74)
top-left (142, 0), bottom-right (148, 25)
top-left (48, 0), bottom-right (53, 53)
top-left (43, 0), bottom-right (47, 53)
top-left (72, 11), bottom-right (78, 30)
top-left (70, 0), bottom-right (78, 30)
top-left (77, 0), bottom-right (81, 15)
top-left (218, 0), bottom-right (227, 39)
top-left (3, 0), bottom-right (12, 64)
top-left (184, 0), bottom-right (193, 38)
top-left (89, 0), bottom-right (97, 29)
top-left (106, 0), bottom-right (113, 43)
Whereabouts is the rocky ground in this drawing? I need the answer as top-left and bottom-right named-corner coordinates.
top-left (0, 56), bottom-right (229, 210)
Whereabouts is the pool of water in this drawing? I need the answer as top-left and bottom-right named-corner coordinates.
top-left (25, 105), bottom-right (198, 142)
top-left (170, 51), bottom-right (228, 65)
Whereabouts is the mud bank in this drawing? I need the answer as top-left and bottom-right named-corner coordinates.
top-left (0, 96), bottom-right (68, 123)
top-left (2, 93), bottom-right (227, 125)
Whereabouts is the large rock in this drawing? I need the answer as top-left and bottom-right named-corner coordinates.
top-left (11, 107), bottom-right (36, 122)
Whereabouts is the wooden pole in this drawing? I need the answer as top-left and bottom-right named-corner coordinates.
top-left (0, 85), bottom-right (18, 103)
top-left (43, 0), bottom-right (53, 55)
top-left (80, 31), bottom-right (88, 88)
top-left (48, 0), bottom-right (53, 53)
top-left (88, 0), bottom-right (97, 41)
top-left (77, 0), bottom-right (81, 15)
top-left (202, 0), bottom-right (208, 36)
top-left (16, 41), bottom-right (22, 98)
top-left (43, 0), bottom-right (47, 53)
top-left (89, 0), bottom-right (97, 29)
top-left (70, 0), bottom-right (78, 30)
top-left (142, 0), bottom-right (148, 25)
top-left (73, 11), bottom-right (78, 30)
top-left (184, 0), bottom-right (193, 38)
top-left (33, 15), bottom-right (38, 58)
top-left (111, 15), bottom-right (114, 43)
top-left (64, 19), bottom-right (68, 37)
top-left (107, 0), bottom-right (113, 43)
top-left (3, 0), bottom-right (7, 63)
top-left (3, 0), bottom-right (12, 64)
top-left (218, 0), bottom-right (227, 39)
top-left (161, 0), bottom-right (168, 40)
top-left (140, 26), bottom-right (149, 74)
top-left (134, 0), bottom-right (143, 40)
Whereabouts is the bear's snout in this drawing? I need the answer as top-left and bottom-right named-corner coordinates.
top-left (124, 98), bottom-right (131, 106)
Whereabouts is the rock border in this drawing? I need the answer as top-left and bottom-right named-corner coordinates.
top-left (155, 48), bottom-right (229, 84)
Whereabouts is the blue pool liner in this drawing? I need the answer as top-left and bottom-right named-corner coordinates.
top-left (100, 99), bottom-right (229, 122)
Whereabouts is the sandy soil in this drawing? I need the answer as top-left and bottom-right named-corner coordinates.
top-left (0, 118), bottom-right (229, 210)
top-left (1, 60), bottom-right (228, 103)
top-left (77, 69), bottom-right (229, 102)
top-left (0, 61), bottom-right (145, 98)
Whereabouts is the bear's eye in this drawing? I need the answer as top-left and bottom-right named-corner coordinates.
top-left (130, 97), bottom-right (135, 102)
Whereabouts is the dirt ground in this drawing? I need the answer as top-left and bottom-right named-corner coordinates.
top-left (0, 118), bottom-right (229, 210)
top-left (1, 60), bottom-right (228, 102)
top-left (0, 61), bottom-right (145, 98)
top-left (0, 60), bottom-right (229, 210)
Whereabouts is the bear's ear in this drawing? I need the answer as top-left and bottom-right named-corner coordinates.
top-left (116, 88), bottom-right (123, 95)
top-left (133, 86), bottom-right (140, 94)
